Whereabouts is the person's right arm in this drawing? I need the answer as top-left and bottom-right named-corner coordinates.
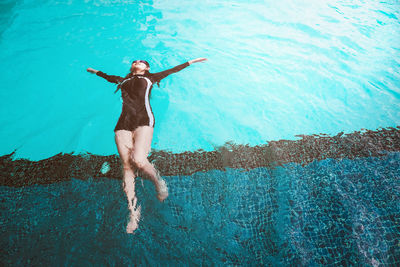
top-left (87, 68), bottom-right (123, 84)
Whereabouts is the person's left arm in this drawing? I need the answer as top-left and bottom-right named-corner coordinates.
top-left (151, 58), bottom-right (207, 84)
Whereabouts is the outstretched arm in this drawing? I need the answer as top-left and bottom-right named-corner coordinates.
top-left (151, 57), bottom-right (207, 84)
top-left (87, 68), bottom-right (124, 84)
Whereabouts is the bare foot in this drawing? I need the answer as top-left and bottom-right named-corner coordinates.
top-left (156, 178), bottom-right (169, 202)
top-left (126, 206), bottom-right (141, 234)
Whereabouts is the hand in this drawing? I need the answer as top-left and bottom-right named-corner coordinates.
top-left (189, 58), bottom-right (207, 65)
top-left (87, 67), bottom-right (98, 74)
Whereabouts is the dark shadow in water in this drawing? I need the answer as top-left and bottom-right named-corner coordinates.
top-left (1, 126), bottom-right (399, 187)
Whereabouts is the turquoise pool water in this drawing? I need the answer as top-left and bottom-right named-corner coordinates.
top-left (1, 0), bottom-right (400, 266)
top-left (0, 0), bottom-right (399, 159)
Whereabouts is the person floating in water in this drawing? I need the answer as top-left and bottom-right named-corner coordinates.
top-left (87, 57), bottom-right (207, 233)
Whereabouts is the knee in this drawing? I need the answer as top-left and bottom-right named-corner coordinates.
top-left (131, 156), bottom-right (148, 170)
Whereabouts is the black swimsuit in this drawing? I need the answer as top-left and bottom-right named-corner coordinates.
top-left (96, 62), bottom-right (189, 132)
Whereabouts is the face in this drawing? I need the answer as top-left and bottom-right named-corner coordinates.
top-left (131, 60), bottom-right (149, 72)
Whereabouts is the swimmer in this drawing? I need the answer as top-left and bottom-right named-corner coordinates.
top-left (87, 57), bottom-right (207, 233)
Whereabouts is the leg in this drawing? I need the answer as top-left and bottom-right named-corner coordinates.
top-left (114, 130), bottom-right (141, 233)
top-left (131, 126), bottom-right (168, 202)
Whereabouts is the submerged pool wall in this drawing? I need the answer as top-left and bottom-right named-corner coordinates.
top-left (1, 127), bottom-right (398, 187)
